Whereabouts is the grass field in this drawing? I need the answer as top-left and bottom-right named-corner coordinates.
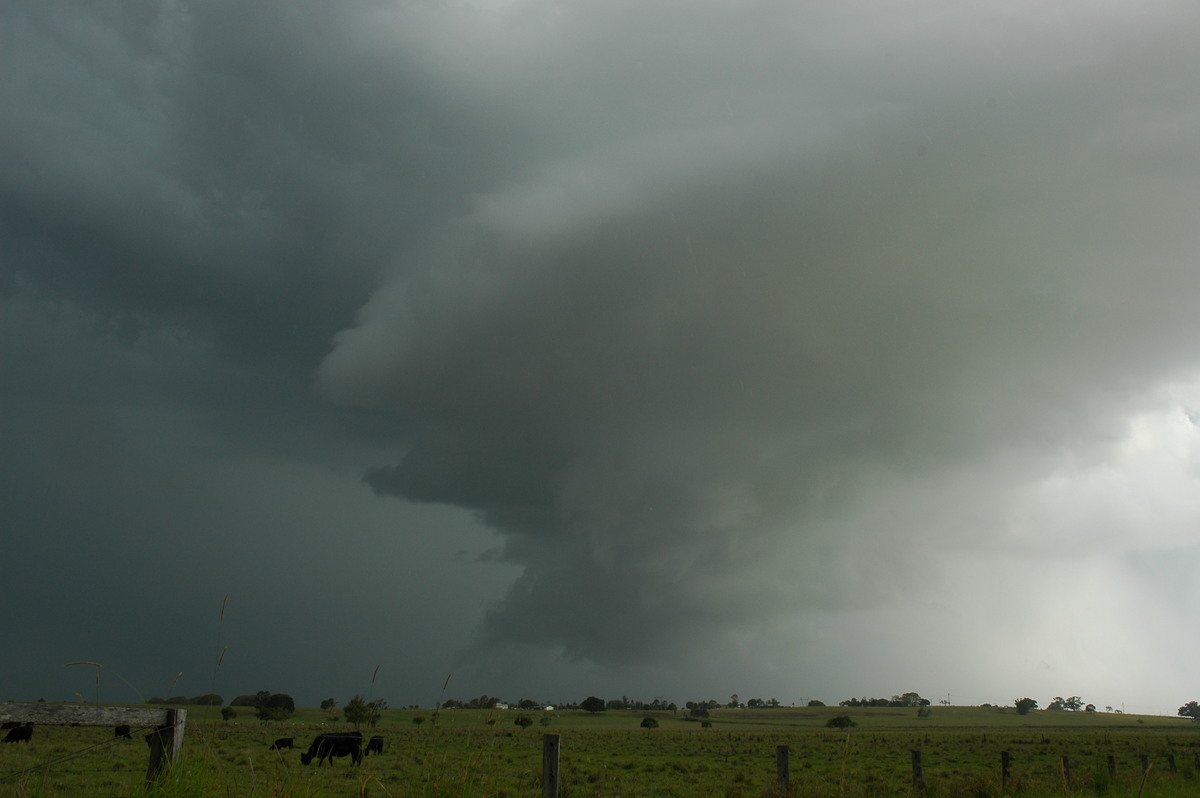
top-left (3, 705), bottom-right (1199, 797)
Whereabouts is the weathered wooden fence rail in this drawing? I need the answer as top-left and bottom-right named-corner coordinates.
top-left (0, 702), bottom-right (186, 787)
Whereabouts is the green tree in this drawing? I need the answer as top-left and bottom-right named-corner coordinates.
top-left (514, 714), bottom-right (534, 729)
top-left (640, 716), bottom-right (659, 729)
top-left (220, 706), bottom-right (236, 722)
top-left (581, 696), bottom-right (606, 713)
top-left (893, 692), bottom-right (930, 708)
top-left (320, 698), bottom-right (337, 711)
top-left (412, 716), bottom-right (426, 727)
top-left (344, 695), bottom-right (382, 729)
top-left (253, 692), bottom-right (295, 722)
top-left (270, 693), bottom-right (295, 714)
top-left (826, 715), bottom-right (857, 729)
top-left (1177, 701), bottom-right (1200, 721)
top-left (1015, 697), bottom-right (1038, 715)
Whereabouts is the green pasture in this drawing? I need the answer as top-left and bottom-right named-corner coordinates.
top-left (3, 706), bottom-right (1199, 797)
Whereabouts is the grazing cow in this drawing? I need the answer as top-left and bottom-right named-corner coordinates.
top-left (365, 735), bottom-right (384, 756)
top-left (2, 723), bottom-right (33, 744)
top-left (269, 737), bottom-right (295, 750)
top-left (115, 725), bottom-right (132, 740)
top-left (300, 732), bottom-right (363, 766)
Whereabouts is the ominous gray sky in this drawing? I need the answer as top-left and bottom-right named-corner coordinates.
top-left (4, 0), bottom-right (1200, 714)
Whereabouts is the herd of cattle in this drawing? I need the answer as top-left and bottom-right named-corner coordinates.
top-left (2, 721), bottom-right (383, 765)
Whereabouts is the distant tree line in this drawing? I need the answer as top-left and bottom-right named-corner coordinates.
top-left (1045, 696), bottom-right (1093, 712)
top-left (839, 692), bottom-right (930, 708)
top-left (684, 697), bottom-right (780, 711)
top-left (603, 697), bottom-right (678, 711)
top-left (1011, 697), bottom-right (1099, 715)
top-left (147, 694), bottom-right (223, 706)
top-left (437, 695), bottom-right (681, 712)
top-left (440, 695), bottom-right (504, 710)
top-left (177, 689), bottom-right (1186, 719)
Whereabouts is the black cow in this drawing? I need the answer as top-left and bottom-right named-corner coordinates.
top-left (0, 722), bottom-right (19, 730)
top-left (269, 737), bottom-right (295, 750)
top-left (300, 732), bottom-right (363, 766)
top-left (115, 725), bottom-right (132, 740)
top-left (365, 735), bottom-right (384, 756)
top-left (2, 723), bottom-right (33, 744)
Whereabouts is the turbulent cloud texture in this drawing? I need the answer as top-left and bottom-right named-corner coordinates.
top-left (318, 1), bottom-right (1200, 669)
top-left (4, 0), bottom-right (1200, 710)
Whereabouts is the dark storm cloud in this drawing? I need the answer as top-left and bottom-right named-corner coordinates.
top-left (0, 0), bottom-right (515, 375)
top-left (0, 0), bottom-right (510, 703)
top-left (5, 0), bottom-right (1200, 710)
top-left (319, 2), bottom-right (1200, 665)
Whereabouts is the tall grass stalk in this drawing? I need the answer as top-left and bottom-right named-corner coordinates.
top-left (208, 594), bottom-right (229, 725)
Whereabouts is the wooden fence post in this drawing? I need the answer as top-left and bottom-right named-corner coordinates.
top-left (1106, 754), bottom-right (1116, 780)
top-left (1001, 751), bottom-right (1011, 792)
top-left (145, 708), bottom-right (186, 786)
top-left (911, 750), bottom-right (925, 791)
top-left (542, 733), bottom-right (560, 798)
top-left (1167, 753), bottom-right (1177, 773)
top-left (1060, 755), bottom-right (1071, 786)
top-left (776, 745), bottom-right (790, 788)
top-left (1140, 754), bottom-right (1149, 775)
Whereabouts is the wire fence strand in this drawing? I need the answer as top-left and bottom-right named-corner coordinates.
top-left (0, 724), bottom-right (157, 783)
